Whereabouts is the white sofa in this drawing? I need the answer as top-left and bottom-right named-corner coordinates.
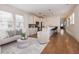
top-left (37, 27), bottom-right (56, 44)
top-left (0, 35), bottom-right (21, 45)
top-left (37, 27), bottom-right (52, 44)
top-left (0, 30), bottom-right (21, 46)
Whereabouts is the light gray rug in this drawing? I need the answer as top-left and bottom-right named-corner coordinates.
top-left (1, 37), bottom-right (48, 54)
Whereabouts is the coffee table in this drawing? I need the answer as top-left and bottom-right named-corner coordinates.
top-left (17, 39), bottom-right (31, 48)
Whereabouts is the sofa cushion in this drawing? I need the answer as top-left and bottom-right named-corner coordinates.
top-left (0, 35), bottom-right (21, 45)
top-left (7, 30), bottom-right (16, 37)
top-left (16, 29), bottom-right (22, 35)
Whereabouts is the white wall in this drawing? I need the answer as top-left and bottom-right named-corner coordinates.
top-left (66, 5), bottom-right (79, 41)
top-left (34, 16), bottom-right (42, 23)
top-left (42, 16), bottom-right (60, 31)
top-left (28, 15), bottom-right (41, 24)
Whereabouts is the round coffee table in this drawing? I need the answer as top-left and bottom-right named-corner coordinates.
top-left (17, 39), bottom-right (30, 48)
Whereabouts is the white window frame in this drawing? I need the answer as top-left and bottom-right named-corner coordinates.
top-left (0, 11), bottom-right (14, 31)
top-left (15, 14), bottom-right (25, 30)
top-left (70, 13), bottom-right (75, 25)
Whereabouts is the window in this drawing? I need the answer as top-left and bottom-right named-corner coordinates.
top-left (0, 11), bottom-right (13, 31)
top-left (70, 13), bottom-right (74, 24)
top-left (66, 13), bottom-right (75, 27)
top-left (15, 15), bottom-right (24, 30)
top-left (0, 10), bottom-right (25, 32)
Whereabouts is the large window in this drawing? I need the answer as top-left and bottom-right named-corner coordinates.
top-left (66, 13), bottom-right (75, 27)
top-left (70, 13), bottom-right (74, 25)
top-left (15, 15), bottom-right (24, 30)
top-left (0, 11), bottom-right (13, 31)
top-left (0, 11), bottom-right (25, 31)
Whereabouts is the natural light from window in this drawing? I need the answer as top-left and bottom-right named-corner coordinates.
top-left (0, 11), bottom-right (13, 31)
top-left (15, 15), bottom-right (24, 30)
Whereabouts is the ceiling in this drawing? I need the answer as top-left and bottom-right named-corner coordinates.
top-left (10, 4), bottom-right (76, 18)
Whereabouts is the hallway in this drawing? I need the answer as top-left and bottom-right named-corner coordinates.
top-left (42, 32), bottom-right (79, 54)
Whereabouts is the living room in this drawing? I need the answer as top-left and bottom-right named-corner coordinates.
top-left (0, 4), bottom-right (79, 54)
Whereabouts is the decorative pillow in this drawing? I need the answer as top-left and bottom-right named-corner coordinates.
top-left (16, 30), bottom-right (19, 35)
top-left (16, 29), bottom-right (22, 35)
top-left (7, 30), bottom-right (16, 37)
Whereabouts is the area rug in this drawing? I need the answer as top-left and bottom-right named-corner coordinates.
top-left (1, 37), bottom-right (48, 54)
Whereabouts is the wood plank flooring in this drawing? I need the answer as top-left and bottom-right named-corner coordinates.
top-left (41, 32), bottom-right (79, 54)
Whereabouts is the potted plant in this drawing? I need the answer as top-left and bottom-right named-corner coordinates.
top-left (21, 32), bottom-right (26, 40)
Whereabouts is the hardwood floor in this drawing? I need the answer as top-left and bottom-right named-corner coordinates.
top-left (41, 32), bottom-right (79, 54)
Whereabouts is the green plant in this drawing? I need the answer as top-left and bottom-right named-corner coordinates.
top-left (21, 32), bottom-right (26, 38)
